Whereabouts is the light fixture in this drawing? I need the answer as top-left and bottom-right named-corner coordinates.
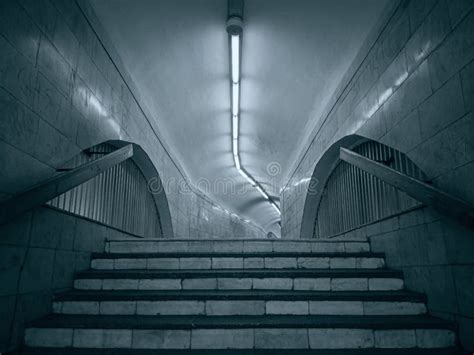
top-left (232, 138), bottom-right (238, 156)
top-left (233, 154), bottom-right (241, 169)
top-left (256, 185), bottom-right (269, 200)
top-left (271, 201), bottom-right (280, 213)
top-left (231, 35), bottom-right (240, 83)
top-left (232, 83), bottom-right (239, 115)
top-left (226, 13), bottom-right (281, 216)
top-left (232, 115), bottom-right (238, 140)
top-left (238, 169), bottom-right (256, 186)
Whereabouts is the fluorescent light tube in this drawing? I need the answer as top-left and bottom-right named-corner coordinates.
top-left (232, 115), bottom-right (238, 140)
top-left (232, 83), bottom-right (239, 116)
top-left (232, 138), bottom-right (238, 156)
top-left (256, 185), bottom-right (269, 199)
top-left (231, 35), bottom-right (240, 83)
top-left (238, 169), bottom-right (256, 186)
top-left (233, 154), bottom-right (241, 169)
top-left (271, 202), bottom-right (281, 214)
top-left (228, 28), bottom-right (280, 218)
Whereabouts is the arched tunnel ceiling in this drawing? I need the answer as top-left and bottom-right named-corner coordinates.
top-left (89, 0), bottom-right (388, 232)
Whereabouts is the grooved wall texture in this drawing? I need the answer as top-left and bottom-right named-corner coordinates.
top-left (0, 0), bottom-right (265, 240)
top-left (282, 0), bottom-right (474, 239)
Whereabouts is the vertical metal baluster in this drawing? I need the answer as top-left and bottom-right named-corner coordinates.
top-left (334, 165), bottom-right (339, 236)
top-left (140, 168), bottom-right (145, 236)
top-left (112, 163), bottom-right (121, 228)
top-left (338, 164), bottom-right (343, 235)
top-left (375, 142), bottom-right (383, 220)
top-left (107, 165), bottom-right (115, 226)
top-left (98, 168), bottom-right (106, 223)
top-left (369, 143), bottom-right (376, 222)
top-left (333, 167), bottom-right (339, 236)
top-left (348, 163), bottom-right (353, 232)
top-left (130, 162), bottom-right (136, 234)
top-left (118, 162), bottom-right (126, 230)
top-left (136, 167), bottom-right (141, 236)
top-left (123, 163), bottom-right (131, 232)
top-left (343, 163), bottom-right (350, 233)
top-left (381, 144), bottom-right (389, 217)
top-left (129, 164), bottom-right (139, 233)
top-left (350, 163), bottom-right (357, 231)
top-left (332, 167), bottom-right (337, 236)
top-left (91, 174), bottom-right (98, 221)
top-left (343, 163), bottom-right (349, 233)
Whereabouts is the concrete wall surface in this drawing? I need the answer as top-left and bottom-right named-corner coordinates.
top-left (282, 0), bottom-right (474, 239)
top-left (359, 206), bottom-right (473, 350)
top-left (280, 0), bottom-right (474, 350)
top-left (0, 206), bottom-right (127, 351)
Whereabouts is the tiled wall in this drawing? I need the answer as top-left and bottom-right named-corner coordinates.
top-left (281, 0), bottom-right (474, 240)
top-left (0, 206), bottom-right (132, 351)
top-left (280, 1), bottom-right (474, 349)
top-left (0, 0), bottom-right (265, 240)
top-left (351, 206), bottom-right (473, 350)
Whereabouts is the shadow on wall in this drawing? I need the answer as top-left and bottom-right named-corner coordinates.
top-left (0, 139), bottom-right (173, 352)
top-left (299, 134), bottom-right (474, 350)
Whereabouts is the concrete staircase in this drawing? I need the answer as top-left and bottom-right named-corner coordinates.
top-left (21, 238), bottom-right (462, 353)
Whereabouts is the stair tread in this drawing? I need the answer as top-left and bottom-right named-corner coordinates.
top-left (106, 238), bottom-right (368, 242)
top-left (76, 268), bottom-right (401, 279)
top-left (92, 252), bottom-right (384, 258)
top-left (55, 290), bottom-right (424, 302)
top-left (12, 348), bottom-right (467, 355)
top-left (28, 314), bottom-right (454, 330)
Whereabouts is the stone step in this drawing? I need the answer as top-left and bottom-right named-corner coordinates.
top-left (90, 252), bottom-right (385, 270)
top-left (55, 290), bottom-right (425, 301)
top-left (74, 269), bottom-right (404, 291)
top-left (14, 348), bottom-right (468, 354)
top-left (52, 290), bottom-right (427, 316)
top-left (24, 314), bottom-right (456, 350)
top-left (105, 239), bottom-right (370, 254)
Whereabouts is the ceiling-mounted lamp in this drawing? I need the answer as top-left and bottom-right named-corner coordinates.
top-left (232, 115), bottom-right (238, 140)
top-left (231, 34), bottom-right (240, 83)
top-left (232, 83), bottom-right (239, 116)
top-left (238, 169), bottom-right (256, 186)
top-left (256, 185), bottom-right (269, 200)
top-left (226, 5), bottom-right (281, 216)
top-left (271, 201), bottom-right (280, 213)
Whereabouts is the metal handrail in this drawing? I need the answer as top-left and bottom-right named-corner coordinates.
top-left (340, 147), bottom-right (474, 230)
top-left (0, 144), bottom-right (134, 225)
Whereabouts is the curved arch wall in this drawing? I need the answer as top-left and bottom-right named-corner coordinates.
top-left (282, 0), bottom-right (474, 240)
top-left (0, 0), bottom-right (264, 240)
top-left (281, 0), bottom-right (474, 349)
top-left (46, 140), bottom-right (173, 239)
top-left (309, 140), bottom-right (425, 239)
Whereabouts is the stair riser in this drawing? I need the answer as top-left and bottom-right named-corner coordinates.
top-left (106, 241), bottom-right (370, 254)
top-left (53, 300), bottom-right (426, 316)
top-left (24, 327), bottom-right (455, 349)
top-left (74, 277), bottom-right (404, 291)
top-left (91, 257), bottom-right (385, 270)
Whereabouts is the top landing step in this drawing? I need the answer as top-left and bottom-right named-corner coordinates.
top-left (11, 348), bottom-right (468, 355)
top-left (105, 239), bottom-right (370, 254)
top-left (106, 238), bottom-right (369, 242)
